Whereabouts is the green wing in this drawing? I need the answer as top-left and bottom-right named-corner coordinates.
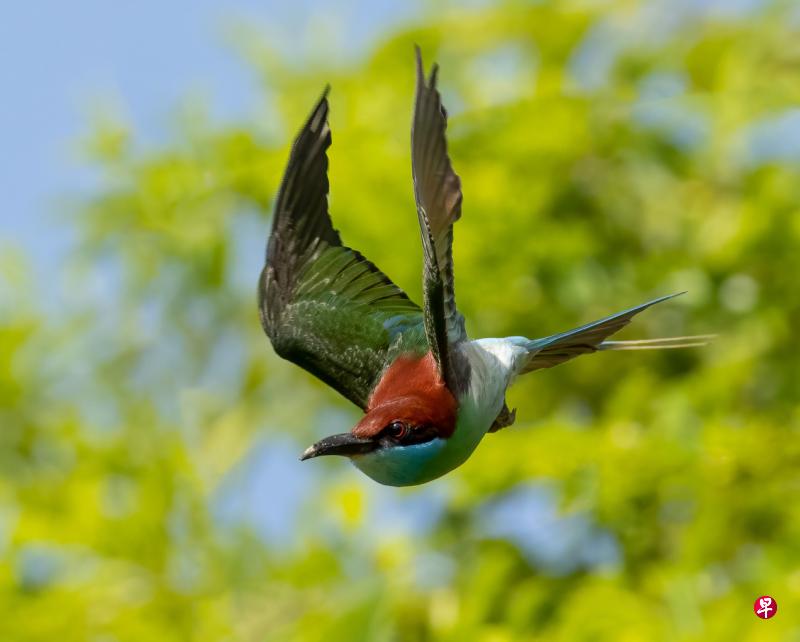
top-left (259, 89), bottom-right (424, 410)
top-left (411, 48), bottom-right (469, 394)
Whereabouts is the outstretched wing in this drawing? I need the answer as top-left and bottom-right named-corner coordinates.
top-left (412, 47), bottom-right (468, 394)
top-left (260, 89), bottom-right (424, 410)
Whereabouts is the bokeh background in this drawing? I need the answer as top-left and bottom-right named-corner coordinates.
top-left (2, 0), bottom-right (800, 639)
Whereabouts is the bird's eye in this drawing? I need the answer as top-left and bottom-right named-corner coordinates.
top-left (386, 421), bottom-right (409, 440)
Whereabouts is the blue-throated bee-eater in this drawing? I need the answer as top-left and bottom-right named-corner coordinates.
top-left (259, 48), bottom-right (709, 486)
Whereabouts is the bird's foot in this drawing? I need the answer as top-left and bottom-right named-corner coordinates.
top-left (489, 403), bottom-right (517, 433)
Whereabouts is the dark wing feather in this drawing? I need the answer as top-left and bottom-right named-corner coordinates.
top-left (522, 293), bottom-right (684, 372)
top-left (260, 89), bottom-right (424, 409)
top-left (411, 47), bottom-right (468, 394)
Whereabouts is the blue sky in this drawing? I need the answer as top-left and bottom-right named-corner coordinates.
top-left (1, 0), bottom-right (420, 273)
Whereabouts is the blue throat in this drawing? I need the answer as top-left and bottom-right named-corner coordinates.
top-left (350, 438), bottom-right (451, 486)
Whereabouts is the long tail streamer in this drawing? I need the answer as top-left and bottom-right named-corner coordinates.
top-left (599, 335), bottom-right (716, 350)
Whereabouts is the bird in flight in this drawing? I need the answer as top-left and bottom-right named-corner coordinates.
top-left (259, 48), bottom-right (709, 486)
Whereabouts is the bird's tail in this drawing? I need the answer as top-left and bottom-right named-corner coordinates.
top-left (519, 293), bottom-right (712, 373)
top-left (598, 335), bottom-right (715, 351)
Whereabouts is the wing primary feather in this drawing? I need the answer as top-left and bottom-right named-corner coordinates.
top-left (412, 46), bottom-right (469, 394)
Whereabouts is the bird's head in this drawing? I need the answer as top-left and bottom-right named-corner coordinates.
top-left (300, 394), bottom-right (459, 486)
top-left (300, 352), bottom-right (478, 486)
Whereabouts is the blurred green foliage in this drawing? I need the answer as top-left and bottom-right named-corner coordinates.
top-left (3, 1), bottom-right (800, 640)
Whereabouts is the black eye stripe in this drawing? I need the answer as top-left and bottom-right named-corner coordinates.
top-left (381, 422), bottom-right (438, 445)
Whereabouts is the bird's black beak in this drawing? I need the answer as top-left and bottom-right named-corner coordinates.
top-left (300, 433), bottom-right (376, 461)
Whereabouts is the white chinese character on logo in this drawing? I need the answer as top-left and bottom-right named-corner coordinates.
top-left (756, 597), bottom-right (773, 619)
